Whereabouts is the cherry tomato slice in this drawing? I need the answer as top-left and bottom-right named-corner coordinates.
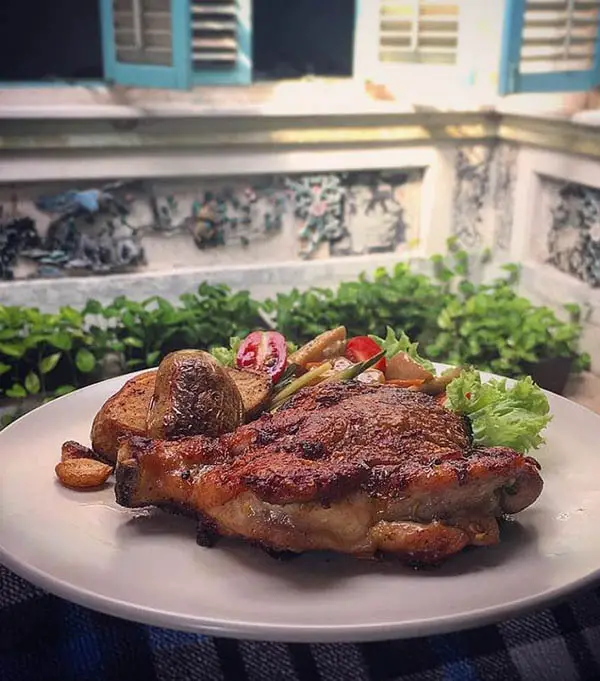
top-left (344, 336), bottom-right (386, 372)
top-left (236, 331), bottom-right (288, 382)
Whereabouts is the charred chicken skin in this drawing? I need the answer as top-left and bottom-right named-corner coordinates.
top-left (115, 382), bottom-right (543, 564)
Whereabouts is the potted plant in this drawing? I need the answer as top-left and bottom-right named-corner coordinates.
top-left (425, 245), bottom-right (590, 394)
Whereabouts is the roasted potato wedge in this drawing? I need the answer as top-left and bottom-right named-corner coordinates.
top-left (385, 352), bottom-right (434, 383)
top-left (417, 366), bottom-right (463, 395)
top-left (55, 458), bottom-right (113, 489)
top-left (147, 350), bottom-right (244, 440)
top-left (225, 367), bottom-right (272, 420)
top-left (289, 326), bottom-right (347, 369)
top-left (62, 440), bottom-right (100, 462)
top-left (90, 370), bottom-right (156, 464)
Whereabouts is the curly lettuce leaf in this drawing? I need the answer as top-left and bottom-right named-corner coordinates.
top-left (209, 336), bottom-right (242, 367)
top-left (446, 369), bottom-right (551, 453)
top-left (369, 326), bottom-right (435, 373)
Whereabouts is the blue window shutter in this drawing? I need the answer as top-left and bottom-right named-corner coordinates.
top-left (499, 0), bottom-right (600, 95)
top-left (100, 0), bottom-right (191, 90)
top-left (190, 0), bottom-right (251, 85)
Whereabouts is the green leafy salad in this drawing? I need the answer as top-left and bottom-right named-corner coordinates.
top-left (445, 370), bottom-right (551, 453)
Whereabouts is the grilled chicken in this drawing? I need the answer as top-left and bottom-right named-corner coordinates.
top-left (115, 382), bottom-right (543, 564)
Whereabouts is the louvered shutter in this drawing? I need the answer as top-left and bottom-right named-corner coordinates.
top-left (499, 0), bottom-right (600, 94)
top-left (190, 0), bottom-right (251, 85)
top-left (379, 0), bottom-right (459, 65)
top-left (353, 0), bottom-right (461, 80)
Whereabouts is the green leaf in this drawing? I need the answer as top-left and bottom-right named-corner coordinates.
top-left (0, 342), bottom-right (25, 358)
top-left (48, 333), bottom-right (72, 351)
top-left (123, 336), bottom-right (144, 348)
top-left (59, 306), bottom-right (82, 323)
top-left (446, 369), bottom-right (551, 453)
top-left (75, 348), bottom-right (96, 373)
top-left (6, 383), bottom-right (27, 398)
top-left (39, 352), bottom-right (62, 375)
top-left (83, 299), bottom-right (103, 315)
top-left (0, 362), bottom-right (11, 376)
top-left (146, 350), bottom-right (161, 366)
top-left (25, 372), bottom-right (41, 395)
top-left (54, 385), bottom-right (76, 397)
top-left (209, 336), bottom-right (242, 367)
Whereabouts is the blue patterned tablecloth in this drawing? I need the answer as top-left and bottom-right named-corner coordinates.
top-left (2, 565), bottom-right (600, 681)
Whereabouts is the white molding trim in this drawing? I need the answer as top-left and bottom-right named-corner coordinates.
top-left (0, 145), bottom-right (438, 184)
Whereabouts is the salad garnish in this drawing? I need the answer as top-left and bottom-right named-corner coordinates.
top-left (210, 326), bottom-right (551, 452)
top-left (369, 326), bottom-right (435, 373)
top-left (446, 369), bottom-right (551, 453)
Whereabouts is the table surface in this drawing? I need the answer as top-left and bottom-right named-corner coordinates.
top-left (2, 565), bottom-right (600, 681)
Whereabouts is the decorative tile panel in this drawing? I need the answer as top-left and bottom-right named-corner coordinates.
top-left (452, 145), bottom-right (494, 249)
top-left (492, 144), bottom-right (518, 252)
top-left (345, 170), bottom-right (422, 256)
top-left (538, 178), bottom-right (600, 287)
top-left (0, 168), bottom-right (425, 281)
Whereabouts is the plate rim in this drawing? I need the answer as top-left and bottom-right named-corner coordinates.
top-left (1, 539), bottom-right (599, 642)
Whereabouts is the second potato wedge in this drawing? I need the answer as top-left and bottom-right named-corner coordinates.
top-left (288, 326), bottom-right (347, 369)
top-left (225, 367), bottom-right (272, 420)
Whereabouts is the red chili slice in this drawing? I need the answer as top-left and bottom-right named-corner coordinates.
top-left (344, 336), bottom-right (386, 372)
top-left (236, 331), bottom-right (288, 382)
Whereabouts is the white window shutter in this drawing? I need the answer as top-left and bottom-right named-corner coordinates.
top-left (379, 0), bottom-right (459, 65)
top-left (354, 0), bottom-right (460, 77)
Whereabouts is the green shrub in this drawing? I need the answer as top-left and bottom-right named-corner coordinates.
top-left (265, 262), bottom-right (450, 346)
top-left (84, 283), bottom-right (263, 374)
top-left (425, 248), bottom-right (591, 378)
top-left (0, 304), bottom-right (98, 402)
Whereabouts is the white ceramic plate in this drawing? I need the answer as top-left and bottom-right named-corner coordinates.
top-left (1, 366), bottom-right (600, 643)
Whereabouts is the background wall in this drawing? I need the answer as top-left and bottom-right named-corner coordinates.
top-left (2, 132), bottom-right (600, 373)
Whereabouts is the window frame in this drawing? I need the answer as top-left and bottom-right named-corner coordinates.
top-left (498, 0), bottom-right (600, 95)
top-left (99, 0), bottom-right (192, 90)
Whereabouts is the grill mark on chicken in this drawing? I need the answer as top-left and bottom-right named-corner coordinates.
top-left (115, 382), bottom-right (543, 564)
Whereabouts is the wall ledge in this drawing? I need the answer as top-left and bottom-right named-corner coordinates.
top-left (1, 110), bottom-right (600, 178)
top-left (0, 252), bottom-right (430, 313)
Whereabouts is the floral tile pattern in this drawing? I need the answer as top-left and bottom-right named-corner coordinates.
top-left (541, 178), bottom-right (600, 287)
top-left (345, 170), bottom-right (422, 255)
top-left (492, 144), bottom-right (518, 252)
top-left (285, 174), bottom-right (347, 259)
top-left (452, 145), bottom-right (494, 249)
top-left (149, 179), bottom-right (287, 249)
top-left (0, 168), bottom-right (424, 280)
